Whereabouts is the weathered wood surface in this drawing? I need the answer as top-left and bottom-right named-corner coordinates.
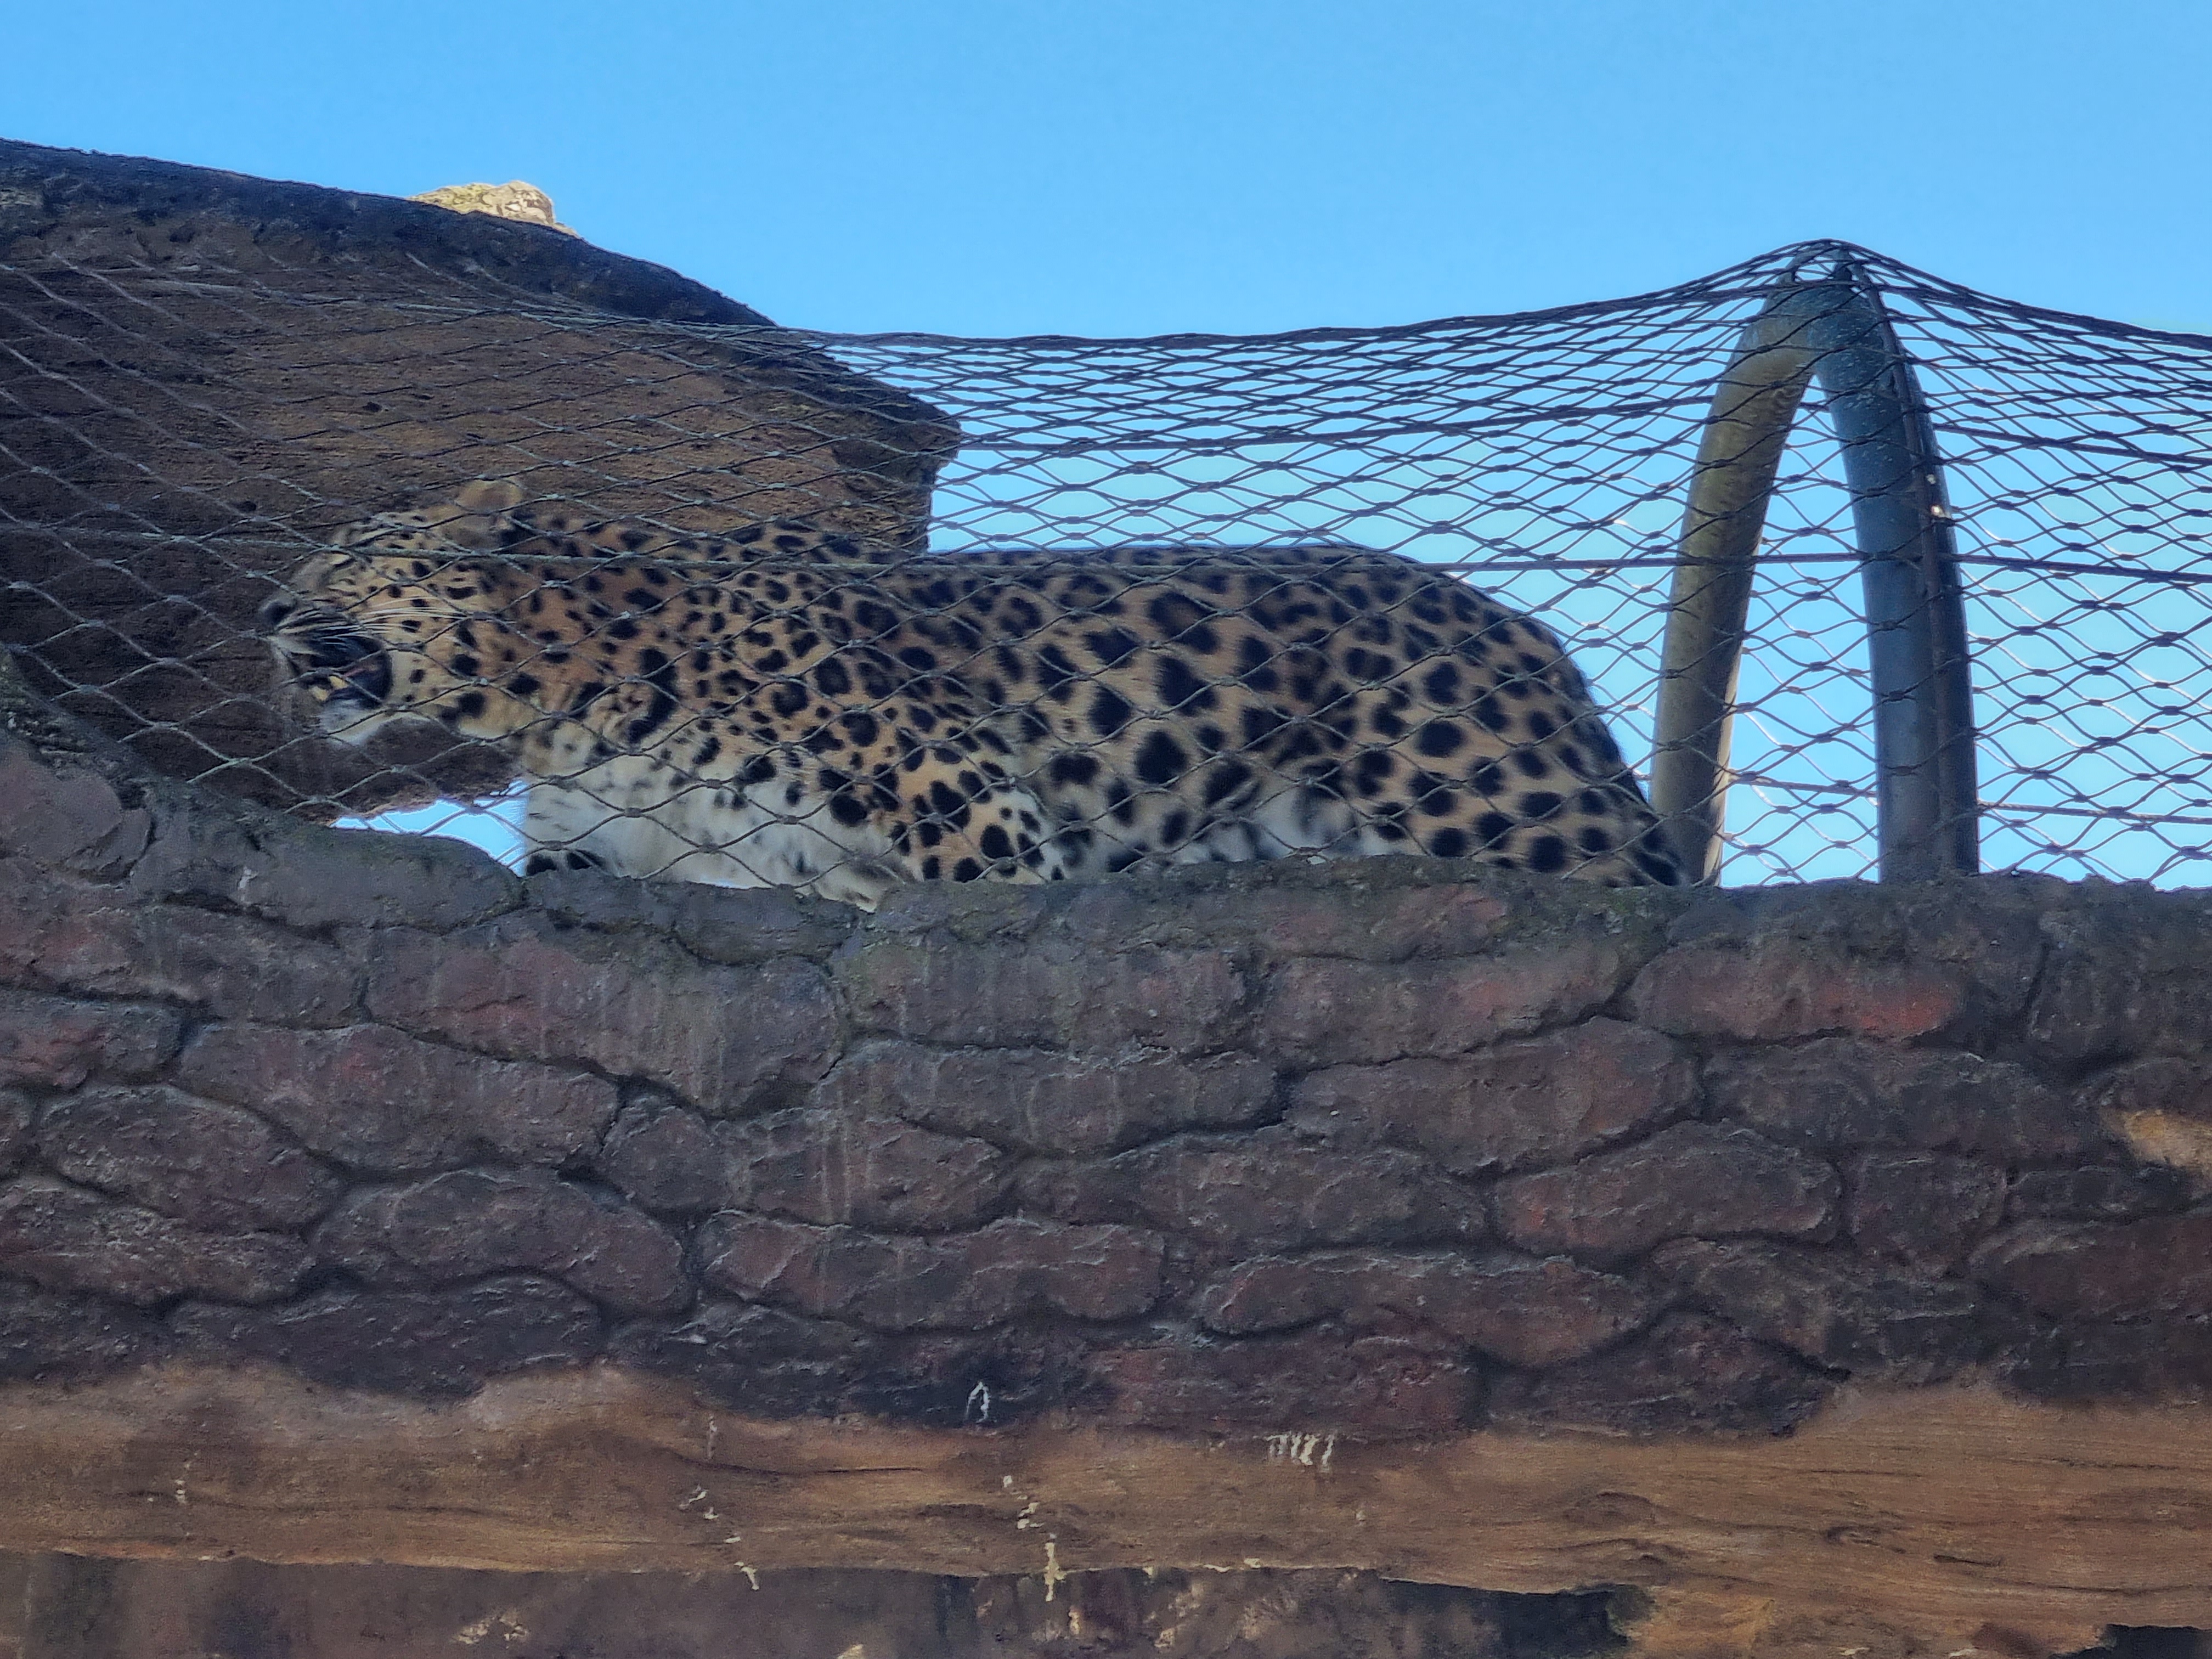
top-left (4, 1362), bottom-right (2209, 1656)
top-left (2, 1553), bottom-right (1567, 1659)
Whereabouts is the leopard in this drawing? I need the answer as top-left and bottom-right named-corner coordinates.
top-left (262, 480), bottom-right (1686, 908)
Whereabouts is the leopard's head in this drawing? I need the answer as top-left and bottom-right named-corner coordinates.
top-left (261, 482), bottom-right (551, 745)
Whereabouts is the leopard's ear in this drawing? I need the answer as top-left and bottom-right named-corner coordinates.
top-left (404, 479), bottom-right (528, 551)
top-left (452, 478), bottom-right (526, 514)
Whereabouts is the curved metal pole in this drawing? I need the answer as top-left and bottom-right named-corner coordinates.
top-left (1818, 265), bottom-right (1980, 883)
top-left (1651, 273), bottom-right (1978, 883)
top-left (1651, 284), bottom-right (1837, 880)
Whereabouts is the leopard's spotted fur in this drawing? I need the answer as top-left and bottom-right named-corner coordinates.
top-left (264, 481), bottom-right (1684, 906)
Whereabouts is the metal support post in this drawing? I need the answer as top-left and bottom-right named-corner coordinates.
top-left (1819, 264), bottom-right (1980, 883)
top-left (1651, 266), bottom-right (1978, 883)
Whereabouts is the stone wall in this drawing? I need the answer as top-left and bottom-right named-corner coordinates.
top-left (4, 722), bottom-right (2211, 1433)
top-left (10, 714), bottom-right (2212, 1655)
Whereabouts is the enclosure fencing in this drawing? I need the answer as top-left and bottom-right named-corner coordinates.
top-left (4, 236), bottom-right (2210, 888)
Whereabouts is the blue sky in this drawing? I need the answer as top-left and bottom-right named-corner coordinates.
top-left (7, 0), bottom-right (2208, 338)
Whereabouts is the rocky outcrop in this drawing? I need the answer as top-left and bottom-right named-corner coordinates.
top-left (409, 179), bottom-right (576, 234)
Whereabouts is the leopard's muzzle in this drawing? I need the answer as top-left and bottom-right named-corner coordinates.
top-left (262, 597), bottom-right (393, 720)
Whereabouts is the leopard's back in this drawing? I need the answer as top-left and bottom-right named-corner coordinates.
top-left (283, 486), bottom-right (1684, 902)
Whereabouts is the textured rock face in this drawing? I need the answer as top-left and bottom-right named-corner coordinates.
top-left (4, 730), bottom-right (2212, 1442)
top-left (0, 138), bottom-right (957, 815)
top-left (409, 179), bottom-right (576, 234)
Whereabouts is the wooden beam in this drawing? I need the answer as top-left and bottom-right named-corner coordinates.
top-left (7, 1363), bottom-right (2211, 1655)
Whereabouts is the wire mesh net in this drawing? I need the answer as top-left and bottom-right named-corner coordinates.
top-left (4, 235), bottom-right (2210, 892)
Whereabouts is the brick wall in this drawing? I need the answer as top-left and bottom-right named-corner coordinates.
top-left (4, 726), bottom-right (2211, 1439)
